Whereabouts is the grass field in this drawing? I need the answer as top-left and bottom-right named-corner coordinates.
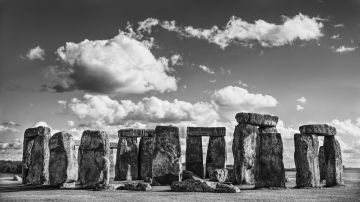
top-left (1, 170), bottom-right (359, 202)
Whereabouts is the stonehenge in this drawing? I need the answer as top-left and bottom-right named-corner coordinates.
top-left (49, 132), bottom-right (78, 186)
top-left (152, 125), bottom-right (182, 185)
top-left (295, 124), bottom-right (343, 187)
top-left (22, 126), bottom-right (51, 185)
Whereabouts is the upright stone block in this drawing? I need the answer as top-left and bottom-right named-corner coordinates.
top-left (255, 133), bottom-right (286, 188)
top-left (206, 136), bottom-right (226, 178)
top-left (324, 136), bottom-right (344, 186)
top-left (318, 146), bottom-right (326, 181)
top-left (294, 133), bottom-right (320, 187)
top-left (232, 124), bottom-right (257, 184)
top-left (139, 134), bottom-right (155, 180)
top-left (186, 135), bottom-right (204, 178)
top-left (78, 130), bottom-right (110, 188)
top-left (152, 126), bottom-right (181, 185)
top-left (22, 126), bottom-right (51, 185)
top-left (49, 132), bottom-right (78, 186)
top-left (109, 148), bottom-right (116, 179)
top-left (115, 137), bottom-right (138, 181)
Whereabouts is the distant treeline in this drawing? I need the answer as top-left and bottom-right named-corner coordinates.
top-left (0, 160), bottom-right (22, 174)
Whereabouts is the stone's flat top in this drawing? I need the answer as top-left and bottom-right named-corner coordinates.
top-left (80, 130), bottom-right (109, 151)
top-left (299, 124), bottom-right (336, 136)
top-left (118, 129), bottom-right (155, 137)
top-left (235, 113), bottom-right (278, 127)
top-left (187, 127), bottom-right (226, 137)
top-left (24, 126), bottom-right (51, 138)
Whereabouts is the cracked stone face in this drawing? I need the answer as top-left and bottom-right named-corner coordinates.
top-left (299, 124), bottom-right (336, 136)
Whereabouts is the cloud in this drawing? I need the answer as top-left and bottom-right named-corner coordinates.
top-left (152, 13), bottom-right (323, 48)
top-left (137, 18), bottom-right (159, 34)
top-left (334, 24), bottom-right (344, 28)
top-left (67, 120), bottom-right (75, 127)
top-left (0, 139), bottom-right (22, 150)
top-left (45, 31), bottom-right (177, 95)
top-left (26, 46), bottom-right (45, 60)
top-left (297, 97), bottom-right (307, 103)
top-left (0, 121), bottom-right (21, 134)
top-left (296, 105), bottom-right (304, 111)
top-left (211, 86), bottom-right (278, 110)
top-left (237, 80), bottom-right (249, 87)
top-left (67, 94), bottom-right (219, 126)
top-left (331, 34), bottom-right (340, 39)
top-left (199, 65), bottom-right (215, 74)
top-left (331, 118), bottom-right (360, 137)
top-left (335, 46), bottom-right (357, 53)
top-left (32, 121), bottom-right (60, 135)
top-left (170, 54), bottom-right (183, 65)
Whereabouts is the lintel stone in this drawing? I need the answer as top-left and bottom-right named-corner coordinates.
top-left (187, 127), bottom-right (226, 137)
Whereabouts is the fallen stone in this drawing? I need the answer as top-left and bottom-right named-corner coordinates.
top-left (294, 133), bottom-right (320, 188)
top-left (235, 113), bottom-right (278, 127)
top-left (299, 124), bottom-right (336, 136)
top-left (324, 136), bottom-right (344, 186)
top-left (206, 136), bottom-right (226, 178)
top-left (232, 124), bottom-right (257, 184)
top-left (61, 182), bottom-right (76, 189)
top-left (115, 137), bottom-right (138, 181)
top-left (318, 146), bottom-right (326, 181)
top-left (209, 168), bottom-right (234, 183)
top-left (49, 132), bottom-right (78, 186)
top-left (152, 126), bottom-right (182, 185)
top-left (255, 133), bottom-right (286, 188)
top-left (182, 170), bottom-right (203, 181)
top-left (143, 177), bottom-right (152, 184)
top-left (170, 179), bottom-right (240, 193)
top-left (215, 183), bottom-right (241, 193)
top-left (258, 126), bottom-right (277, 134)
top-left (185, 135), bottom-right (204, 178)
top-left (22, 126), bottom-right (51, 185)
top-left (78, 130), bottom-right (110, 188)
top-left (139, 135), bottom-right (155, 180)
top-left (118, 182), bottom-right (152, 191)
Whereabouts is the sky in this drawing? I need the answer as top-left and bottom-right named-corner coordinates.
top-left (0, 0), bottom-right (359, 168)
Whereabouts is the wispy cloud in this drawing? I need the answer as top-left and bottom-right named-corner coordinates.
top-left (335, 46), bottom-right (357, 53)
top-left (199, 65), bottom-right (215, 74)
top-left (296, 105), bottom-right (304, 111)
top-left (334, 23), bottom-right (344, 28)
top-left (26, 46), bottom-right (45, 60)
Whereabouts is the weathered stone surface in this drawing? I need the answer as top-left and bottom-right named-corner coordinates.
top-left (119, 129), bottom-right (155, 138)
top-left (187, 127), bottom-right (226, 137)
top-left (118, 182), bottom-right (152, 191)
top-left (235, 113), bottom-right (278, 127)
top-left (206, 136), bottom-right (226, 178)
top-left (49, 132), bottom-right (78, 186)
top-left (185, 135), bottom-right (203, 178)
top-left (319, 146), bottom-right (326, 181)
top-left (255, 133), bottom-right (286, 188)
top-left (115, 137), bottom-right (138, 181)
top-left (232, 124), bottom-right (257, 184)
top-left (324, 136), bottom-right (344, 186)
top-left (182, 170), bottom-right (203, 181)
top-left (299, 124), bottom-right (336, 136)
top-left (139, 136), bottom-right (155, 180)
top-left (209, 168), bottom-right (234, 183)
top-left (259, 126), bottom-right (277, 134)
top-left (294, 133), bottom-right (320, 188)
top-left (78, 130), bottom-right (110, 188)
top-left (22, 126), bottom-right (51, 185)
top-left (152, 126), bottom-right (181, 185)
top-left (170, 179), bottom-right (240, 193)
top-left (109, 148), bottom-right (116, 179)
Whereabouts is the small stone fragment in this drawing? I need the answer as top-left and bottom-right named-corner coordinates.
top-left (209, 168), bottom-right (234, 183)
top-left (324, 136), bottom-right (344, 186)
top-left (299, 124), bottom-right (336, 136)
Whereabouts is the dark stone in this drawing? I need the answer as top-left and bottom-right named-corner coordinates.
top-left (299, 124), bottom-right (336, 136)
top-left (294, 133), bottom-right (320, 188)
top-left (152, 126), bottom-right (181, 185)
top-left (118, 182), bottom-right (152, 191)
top-left (206, 136), bottom-right (226, 178)
top-left (235, 113), bottom-right (278, 127)
top-left (324, 136), bottom-right (344, 186)
top-left (22, 126), bottom-right (51, 185)
top-left (182, 170), bottom-right (203, 181)
top-left (187, 127), bottom-right (226, 137)
top-left (185, 135), bottom-right (203, 178)
top-left (319, 146), bottom-right (326, 181)
top-left (78, 130), bottom-right (110, 188)
top-left (139, 136), bottom-right (155, 180)
top-left (170, 179), bottom-right (240, 193)
top-left (49, 132), bottom-right (78, 186)
top-left (115, 137), bottom-right (138, 181)
top-left (209, 168), bottom-right (234, 183)
top-left (255, 133), bottom-right (286, 188)
top-left (232, 124), bottom-right (257, 184)
top-left (259, 126), bottom-right (277, 134)
top-left (215, 183), bottom-right (241, 193)
top-left (119, 129), bottom-right (155, 138)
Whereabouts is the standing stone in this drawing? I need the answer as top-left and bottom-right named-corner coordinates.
top-left (22, 126), bottom-right (51, 185)
top-left (109, 148), bottom-right (116, 179)
top-left (232, 124), bottom-right (257, 184)
top-left (49, 132), bottom-right (78, 186)
top-left (152, 126), bottom-right (181, 185)
top-left (294, 133), bottom-right (320, 187)
top-left (318, 146), bottom-right (326, 181)
top-left (139, 134), bottom-right (155, 180)
top-left (206, 136), bottom-right (226, 178)
top-left (186, 135), bottom-right (203, 178)
top-left (115, 137), bottom-right (138, 180)
top-left (258, 126), bottom-right (277, 134)
top-left (324, 136), bottom-right (344, 186)
top-left (255, 133), bottom-right (286, 188)
top-left (78, 130), bottom-right (110, 188)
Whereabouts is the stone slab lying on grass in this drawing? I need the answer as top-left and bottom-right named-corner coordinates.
top-left (170, 179), bottom-right (240, 193)
top-left (299, 124), bottom-right (336, 136)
